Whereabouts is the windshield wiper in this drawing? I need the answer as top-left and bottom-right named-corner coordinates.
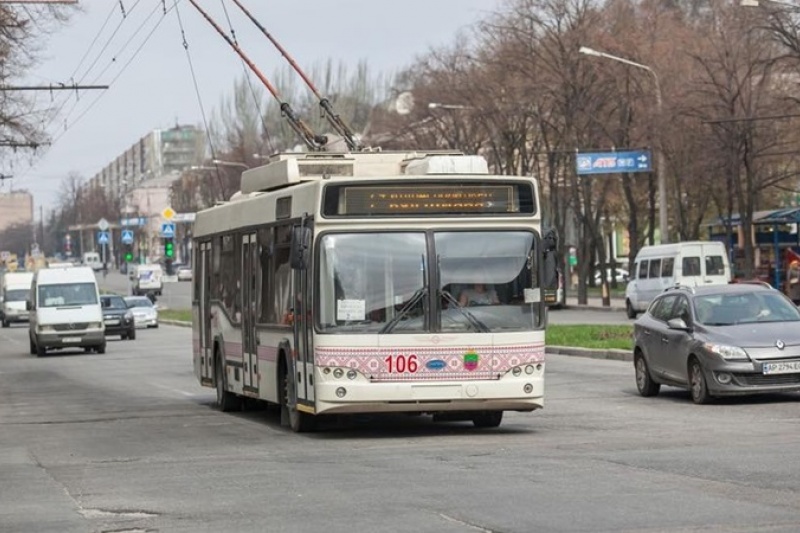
top-left (380, 287), bottom-right (427, 334)
top-left (440, 289), bottom-right (490, 333)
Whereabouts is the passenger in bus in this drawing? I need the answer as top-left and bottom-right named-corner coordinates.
top-left (459, 283), bottom-right (500, 306)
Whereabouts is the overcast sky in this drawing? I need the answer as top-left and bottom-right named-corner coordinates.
top-left (9, 0), bottom-right (500, 215)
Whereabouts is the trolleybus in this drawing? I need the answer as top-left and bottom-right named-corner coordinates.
top-left (191, 150), bottom-right (558, 431)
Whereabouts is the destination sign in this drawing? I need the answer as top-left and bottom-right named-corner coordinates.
top-left (324, 182), bottom-right (535, 217)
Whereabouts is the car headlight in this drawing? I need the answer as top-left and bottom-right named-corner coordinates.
top-left (38, 325), bottom-right (55, 333)
top-left (125, 310), bottom-right (133, 320)
top-left (704, 343), bottom-right (749, 361)
top-left (89, 322), bottom-right (103, 330)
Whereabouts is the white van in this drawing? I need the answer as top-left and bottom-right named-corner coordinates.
top-left (82, 252), bottom-right (103, 271)
top-left (625, 241), bottom-right (731, 318)
top-left (132, 264), bottom-right (163, 296)
top-left (28, 266), bottom-right (105, 356)
top-left (1, 271), bottom-right (34, 327)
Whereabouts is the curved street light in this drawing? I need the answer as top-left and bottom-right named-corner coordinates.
top-left (579, 45), bottom-right (669, 244)
top-left (211, 159), bottom-right (249, 170)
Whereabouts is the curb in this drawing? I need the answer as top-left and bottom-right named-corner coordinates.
top-left (546, 345), bottom-right (632, 362)
top-left (160, 319), bottom-right (191, 328)
top-left (563, 304), bottom-right (626, 313)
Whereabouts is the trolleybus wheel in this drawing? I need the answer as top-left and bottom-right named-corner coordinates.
top-left (215, 350), bottom-right (242, 412)
top-left (472, 410), bottom-right (503, 428)
top-left (281, 364), bottom-right (315, 433)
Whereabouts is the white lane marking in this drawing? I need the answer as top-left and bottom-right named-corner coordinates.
top-left (149, 382), bottom-right (199, 398)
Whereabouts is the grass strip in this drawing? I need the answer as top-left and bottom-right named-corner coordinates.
top-left (160, 309), bottom-right (192, 322)
top-left (547, 324), bottom-right (633, 350)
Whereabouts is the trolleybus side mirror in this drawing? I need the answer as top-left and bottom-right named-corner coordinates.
top-left (291, 226), bottom-right (312, 270)
top-left (542, 228), bottom-right (560, 304)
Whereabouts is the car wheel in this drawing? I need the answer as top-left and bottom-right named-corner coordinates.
top-left (29, 335), bottom-right (36, 355)
top-left (1, 319), bottom-right (8, 328)
top-left (634, 353), bottom-right (660, 397)
top-left (472, 410), bottom-right (503, 428)
top-left (215, 350), bottom-right (242, 412)
top-left (128, 329), bottom-right (136, 340)
top-left (36, 339), bottom-right (46, 358)
top-left (97, 343), bottom-right (106, 355)
top-left (689, 358), bottom-right (711, 404)
top-left (626, 300), bottom-right (638, 320)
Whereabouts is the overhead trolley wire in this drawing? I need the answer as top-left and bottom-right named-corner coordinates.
top-left (172, 0), bottom-right (226, 197)
top-left (218, 0), bottom-right (274, 154)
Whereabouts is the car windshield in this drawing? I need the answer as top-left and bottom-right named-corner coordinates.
top-left (38, 283), bottom-right (98, 307)
top-left (4, 289), bottom-right (29, 302)
top-left (317, 231), bottom-right (540, 333)
top-left (694, 291), bottom-right (800, 325)
top-left (126, 298), bottom-right (153, 309)
top-left (102, 296), bottom-right (127, 310)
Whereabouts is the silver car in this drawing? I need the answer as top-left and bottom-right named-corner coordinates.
top-left (124, 296), bottom-right (159, 328)
top-left (633, 284), bottom-right (800, 404)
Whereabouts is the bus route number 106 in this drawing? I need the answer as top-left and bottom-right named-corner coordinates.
top-left (384, 354), bottom-right (419, 373)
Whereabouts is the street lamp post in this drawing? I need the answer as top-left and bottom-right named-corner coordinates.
top-left (741, 0), bottom-right (800, 7)
top-left (211, 159), bottom-right (250, 170)
top-left (579, 46), bottom-right (669, 244)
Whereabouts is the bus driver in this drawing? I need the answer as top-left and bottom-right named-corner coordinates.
top-left (459, 283), bottom-right (500, 307)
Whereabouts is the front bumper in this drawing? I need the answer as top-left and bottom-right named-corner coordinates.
top-left (103, 317), bottom-right (135, 335)
top-left (132, 315), bottom-right (158, 328)
top-left (36, 329), bottom-right (105, 349)
top-left (702, 356), bottom-right (800, 396)
top-left (3, 310), bottom-right (29, 323)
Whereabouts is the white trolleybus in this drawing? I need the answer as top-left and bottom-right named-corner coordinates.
top-left (191, 151), bottom-right (559, 431)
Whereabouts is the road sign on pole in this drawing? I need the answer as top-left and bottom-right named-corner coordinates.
top-left (97, 231), bottom-right (110, 245)
top-left (121, 229), bottom-right (134, 245)
top-left (576, 149), bottom-right (652, 175)
top-left (162, 206), bottom-right (176, 220)
top-left (160, 223), bottom-right (176, 238)
top-left (97, 217), bottom-right (110, 231)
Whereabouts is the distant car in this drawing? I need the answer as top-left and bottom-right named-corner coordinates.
top-left (176, 265), bottom-right (192, 281)
top-left (633, 284), bottom-right (800, 404)
top-left (124, 296), bottom-right (159, 328)
top-left (594, 268), bottom-right (629, 284)
top-left (100, 295), bottom-right (135, 340)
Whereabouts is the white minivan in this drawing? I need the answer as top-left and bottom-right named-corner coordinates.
top-left (132, 264), bottom-right (163, 296)
top-left (82, 252), bottom-right (103, 271)
top-left (28, 266), bottom-right (105, 356)
top-left (625, 241), bottom-right (731, 319)
top-left (1, 271), bottom-right (34, 327)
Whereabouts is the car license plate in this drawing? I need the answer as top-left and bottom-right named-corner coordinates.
top-left (62, 337), bottom-right (81, 343)
top-left (762, 361), bottom-right (800, 375)
top-left (105, 319), bottom-right (119, 325)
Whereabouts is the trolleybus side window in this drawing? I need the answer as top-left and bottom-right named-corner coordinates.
top-left (218, 234), bottom-right (241, 323)
top-left (257, 228), bottom-right (274, 324)
top-left (273, 225), bottom-right (292, 325)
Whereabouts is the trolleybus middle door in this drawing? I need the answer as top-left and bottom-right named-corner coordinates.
top-left (241, 233), bottom-right (259, 392)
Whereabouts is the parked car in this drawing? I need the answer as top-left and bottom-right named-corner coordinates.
top-left (124, 296), bottom-right (159, 328)
top-left (593, 267), bottom-right (629, 284)
top-left (633, 283), bottom-right (800, 404)
top-left (100, 295), bottom-right (136, 340)
top-left (176, 265), bottom-right (192, 281)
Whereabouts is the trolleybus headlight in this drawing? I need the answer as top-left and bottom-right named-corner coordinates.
top-left (333, 368), bottom-right (344, 379)
top-left (523, 383), bottom-right (533, 394)
top-left (323, 367), bottom-right (331, 375)
top-left (512, 367), bottom-right (522, 376)
top-left (536, 364), bottom-right (542, 371)
top-left (347, 369), bottom-right (357, 380)
top-left (525, 365), bottom-right (535, 375)
top-left (336, 387), bottom-right (347, 398)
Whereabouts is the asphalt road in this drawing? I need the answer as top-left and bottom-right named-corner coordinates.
top-left (2, 323), bottom-right (800, 532)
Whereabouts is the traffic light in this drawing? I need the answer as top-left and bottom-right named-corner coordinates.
top-left (123, 243), bottom-right (134, 263)
top-left (164, 238), bottom-right (175, 259)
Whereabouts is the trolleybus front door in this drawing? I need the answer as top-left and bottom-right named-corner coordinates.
top-left (241, 233), bottom-right (259, 392)
top-left (199, 242), bottom-right (213, 382)
top-left (292, 226), bottom-right (314, 406)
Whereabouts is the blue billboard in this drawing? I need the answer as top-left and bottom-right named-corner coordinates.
top-left (576, 149), bottom-right (652, 175)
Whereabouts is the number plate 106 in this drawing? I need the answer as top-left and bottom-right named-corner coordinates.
top-left (384, 354), bottom-right (419, 373)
